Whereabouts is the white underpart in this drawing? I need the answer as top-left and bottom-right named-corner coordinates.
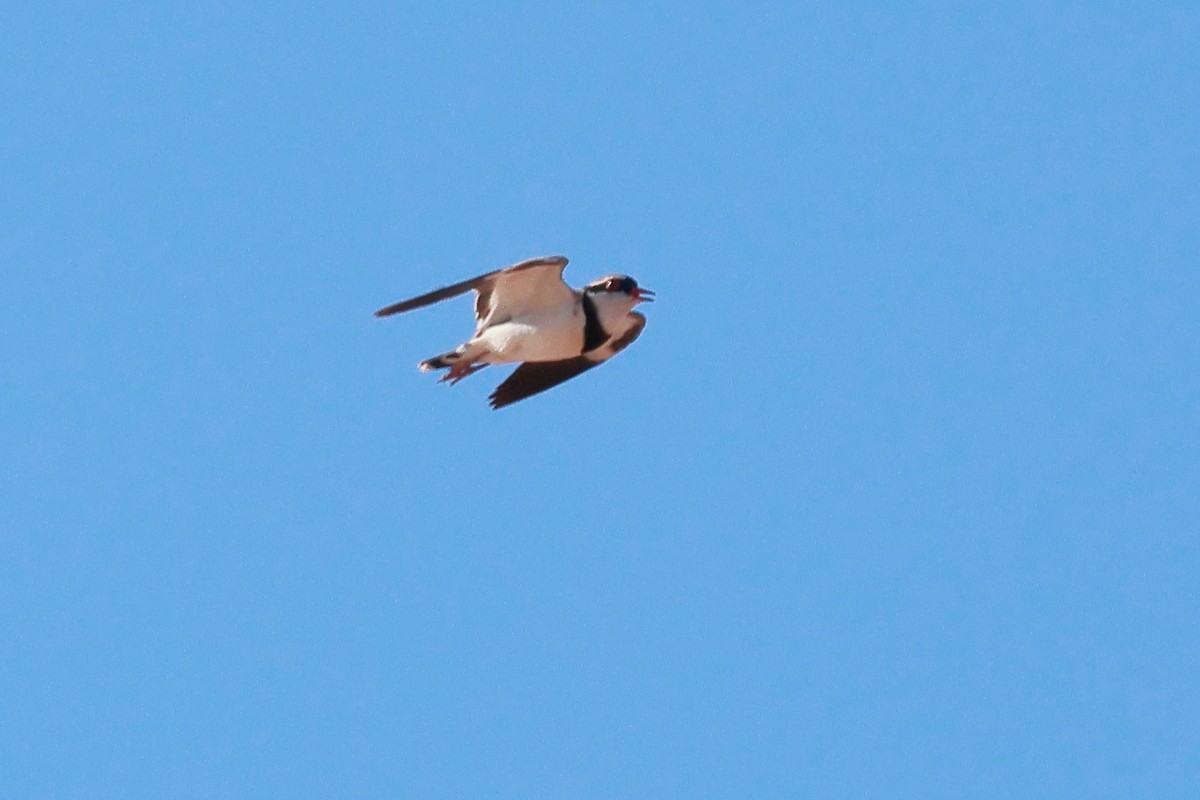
top-left (448, 286), bottom-right (641, 366)
top-left (473, 305), bottom-right (587, 364)
top-left (589, 291), bottom-right (640, 336)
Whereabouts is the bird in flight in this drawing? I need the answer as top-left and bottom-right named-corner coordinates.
top-left (375, 255), bottom-right (654, 409)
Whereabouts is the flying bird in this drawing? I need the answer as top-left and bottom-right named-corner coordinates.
top-left (375, 255), bottom-right (654, 409)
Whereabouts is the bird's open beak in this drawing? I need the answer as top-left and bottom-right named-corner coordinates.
top-left (633, 287), bottom-right (656, 303)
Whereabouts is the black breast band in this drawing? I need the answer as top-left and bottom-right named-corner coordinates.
top-left (580, 293), bottom-right (609, 353)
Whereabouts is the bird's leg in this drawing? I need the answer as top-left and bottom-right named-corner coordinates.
top-left (440, 360), bottom-right (487, 385)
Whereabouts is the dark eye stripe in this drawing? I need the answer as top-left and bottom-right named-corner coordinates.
top-left (590, 276), bottom-right (638, 293)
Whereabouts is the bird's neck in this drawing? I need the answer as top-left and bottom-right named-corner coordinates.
top-left (580, 292), bottom-right (609, 353)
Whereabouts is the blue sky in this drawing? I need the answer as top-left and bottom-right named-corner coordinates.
top-left (3, 3), bottom-right (1198, 797)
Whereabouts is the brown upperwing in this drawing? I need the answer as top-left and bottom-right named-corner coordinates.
top-left (487, 312), bottom-right (646, 409)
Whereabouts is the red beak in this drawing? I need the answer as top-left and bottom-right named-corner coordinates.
top-left (632, 287), bottom-right (656, 303)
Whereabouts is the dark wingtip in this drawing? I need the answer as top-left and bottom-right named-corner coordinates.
top-left (487, 386), bottom-right (521, 410)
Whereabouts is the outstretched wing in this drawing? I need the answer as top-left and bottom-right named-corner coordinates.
top-left (488, 312), bottom-right (647, 409)
top-left (374, 256), bottom-right (571, 322)
top-left (487, 357), bottom-right (597, 410)
top-left (473, 258), bottom-right (576, 331)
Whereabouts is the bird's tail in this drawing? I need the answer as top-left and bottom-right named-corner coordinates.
top-left (418, 351), bottom-right (460, 372)
top-left (419, 347), bottom-right (489, 385)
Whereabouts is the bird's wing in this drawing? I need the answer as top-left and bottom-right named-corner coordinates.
top-left (473, 256), bottom-right (574, 330)
top-left (373, 255), bottom-right (570, 320)
top-left (488, 357), bottom-right (598, 410)
top-left (488, 312), bottom-right (646, 409)
top-left (587, 311), bottom-right (647, 360)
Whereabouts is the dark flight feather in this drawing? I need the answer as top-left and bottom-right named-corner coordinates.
top-left (488, 358), bottom-right (599, 410)
top-left (373, 256), bottom-right (568, 318)
top-left (487, 312), bottom-right (647, 409)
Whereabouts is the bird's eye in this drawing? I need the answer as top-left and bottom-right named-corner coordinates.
top-left (605, 279), bottom-right (619, 291)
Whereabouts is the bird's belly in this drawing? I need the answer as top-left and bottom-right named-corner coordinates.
top-left (479, 315), bottom-right (584, 363)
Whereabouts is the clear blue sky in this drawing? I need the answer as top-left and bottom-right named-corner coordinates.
top-left (3, 3), bottom-right (1198, 798)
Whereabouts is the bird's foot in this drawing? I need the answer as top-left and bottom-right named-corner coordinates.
top-left (440, 362), bottom-right (486, 385)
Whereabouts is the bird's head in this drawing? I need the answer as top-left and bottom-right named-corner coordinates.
top-left (583, 274), bottom-right (655, 310)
